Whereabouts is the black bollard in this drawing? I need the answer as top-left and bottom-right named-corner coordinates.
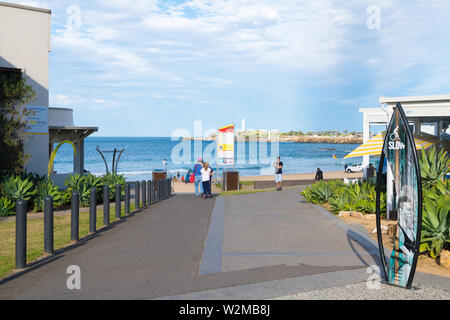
top-left (125, 183), bottom-right (130, 215)
top-left (103, 185), bottom-right (110, 226)
top-left (44, 196), bottom-right (54, 254)
top-left (15, 199), bottom-right (27, 269)
top-left (115, 184), bottom-right (121, 219)
top-left (135, 182), bottom-right (140, 209)
top-left (71, 192), bottom-right (79, 242)
top-left (147, 180), bottom-right (151, 205)
top-left (165, 179), bottom-right (168, 199)
top-left (142, 180), bottom-right (146, 206)
top-left (89, 188), bottom-right (97, 233)
top-left (152, 180), bottom-right (156, 204)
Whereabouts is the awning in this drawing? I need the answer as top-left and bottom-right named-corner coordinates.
top-left (344, 131), bottom-right (439, 159)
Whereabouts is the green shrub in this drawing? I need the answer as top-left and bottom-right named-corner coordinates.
top-left (0, 196), bottom-right (15, 216)
top-left (3, 175), bottom-right (36, 201)
top-left (65, 174), bottom-right (108, 206)
top-left (420, 146), bottom-right (449, 189)
top-left (303, 179), bottom-right (386, 215)
top-left (33, 179), bottom-right (63, 212)
top-left (102, 173), bottom-right (125, 200)
top-left (420, 195), bottom-right (450, 258)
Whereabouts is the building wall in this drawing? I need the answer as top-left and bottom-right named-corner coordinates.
top-left (0, 2), bottom-right (51, 176)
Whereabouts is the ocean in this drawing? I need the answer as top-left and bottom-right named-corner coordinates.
top-left (52, 137), bottom-right (362, 181)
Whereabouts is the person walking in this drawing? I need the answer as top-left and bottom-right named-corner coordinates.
top-left (315, 168), bottom-right (323, 181)
top-left (273, 156), bottom-right (283, 191)
top-left (201, 162), bottom-right (212, 199)
top-left (367, 163), bottom-right (376, 184)
top-left (193, 157), bottom-right (204, 196)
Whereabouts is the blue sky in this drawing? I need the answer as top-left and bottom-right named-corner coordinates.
top-left (11, 0), bottom-right (450, 136)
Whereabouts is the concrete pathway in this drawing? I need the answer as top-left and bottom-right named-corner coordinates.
top-left (0, 188), bottom-right (448, 299)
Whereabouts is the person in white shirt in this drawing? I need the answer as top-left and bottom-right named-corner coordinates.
top-left (201, 162), bottom-right (213, 199)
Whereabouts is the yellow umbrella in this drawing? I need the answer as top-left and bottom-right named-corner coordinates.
top-left (344, 132), bottom-right (439, 159)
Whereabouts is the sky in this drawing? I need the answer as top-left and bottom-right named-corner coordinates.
top-left (9, 0), bottom-right (450, 137)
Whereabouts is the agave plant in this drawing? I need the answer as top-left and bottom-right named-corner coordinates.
top-left (0, 196), bottom-right (15, 217)
top-left (33, 179), bottom-right (63, 212)
top-left (3, 175), bottom-right (36, 201)
top-left (64, 174), bottom-right (84, 192)
top-left (102, 173), bottom-right (126, 200)
top-left (64, 174), bottom-right (103, 207)
top-left (300, 180), bottom-right (335, 204)
top-left (420, 195), bottom-right (450, 258)
top-left (420, 146), bottom-right (449, 190)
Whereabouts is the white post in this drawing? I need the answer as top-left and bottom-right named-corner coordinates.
top-left (362, 113), bottom-right (370, 180)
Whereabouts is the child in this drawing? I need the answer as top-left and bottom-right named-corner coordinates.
top-left (201, 162), bottom-right (212, 199)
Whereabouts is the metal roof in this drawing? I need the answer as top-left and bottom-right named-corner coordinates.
top-left (0, 1), bottom-right (51, 14)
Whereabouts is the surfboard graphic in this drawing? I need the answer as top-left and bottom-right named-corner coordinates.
top-left (375, 102), bottom-right (423, 289)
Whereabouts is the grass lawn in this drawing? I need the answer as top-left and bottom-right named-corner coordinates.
top-left (0, 203), bottom-right (136, 280)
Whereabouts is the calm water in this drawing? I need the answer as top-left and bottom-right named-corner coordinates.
top-left (52, 137), bottom-right (362, 181)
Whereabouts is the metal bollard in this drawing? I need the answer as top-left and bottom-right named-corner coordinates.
top-left (152, 180), bottom-right (156, 204)
top-left (157, 180), bottom-right (160, 201)
top-left (89, 188), bottom-right (97, 233)
top-left (164, 179), bottom-right (167, 199)
top-left (44, 196), bottom-right (54, 254)
top-left (115, 184), bottom-right (121, 219)
top-left (142, 180), bottom-right (147, 206)
top-left (15, 199), bottom-right (27, 269)
top-left (103, 185), bottom-right (110, 226)
top-left (147, 180), bottom-right (151, 205)
top-left (135, 182), bottom-right (140, 209)
top-left (71, 192), bottom-right (79, 242)
top-left (125, 183), bottom-right (130, 214)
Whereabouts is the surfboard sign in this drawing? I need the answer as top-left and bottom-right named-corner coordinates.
top-left (375, 102), bottom-right (423, 289)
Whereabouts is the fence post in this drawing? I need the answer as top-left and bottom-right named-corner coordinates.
top-left (147, 180), bottom-right (151, 205)
top-left (104, 185), bottom-right (110, 226)
top-left (164, 179), bottom-right (168, 199)
top-left (44, 196), bottom-right (54, 254)
top-left (152, 180), bottom-right (156, 204)
top-left (89, 188), bottom-right (97, 233)
top-left (125, 183), bottom-right (130, 215)
top-left (115, 184), bottom-right (121, 219)
top-left (142, 180), bottom-right (147, 206)
top-left (135, 182), bottom-right (140, 209)
top-left (15, 199), bottom-right (27, 269)
top-left (71, 192), bottom-right (79, 242)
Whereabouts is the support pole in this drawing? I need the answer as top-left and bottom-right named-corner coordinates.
top-left (135, 182), bottom-right (140, 209)
top-left (44, 196), bottom-right (54, 254)
top-left (115, 184), bottom-right (121, 219)
top-left (104, 185), bottom-right (110, 226)
top-left (125, 183), bottom-right (130, 215)
top-left (89, 188), bottom-right (97, 233)
top-left (15, 199), bottom-right (27, 269)
top-left (142, 180), bottom-right (147, 206)
top-left (71, 192), bottom-right (79, 242)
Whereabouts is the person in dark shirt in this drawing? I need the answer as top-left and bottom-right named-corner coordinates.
top-left (315, 168), bottom-right (323, 181)
top-left (367, 163), bottom-right (376, 184)
top-left (274, 156), bottom-right (283, 191)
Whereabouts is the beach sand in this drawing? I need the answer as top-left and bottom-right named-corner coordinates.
top-left (173, 170), bottom-right (363, 193)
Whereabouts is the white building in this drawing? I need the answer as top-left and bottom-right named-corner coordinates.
top-left (0, 2), bottom-right (97, 185)
top-left (359, 95), bottom-right (450, 218)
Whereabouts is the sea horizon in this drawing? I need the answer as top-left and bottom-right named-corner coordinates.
top-left (52, 137), bottom-right (362, 181)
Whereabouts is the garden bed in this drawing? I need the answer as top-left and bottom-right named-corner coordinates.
top-left (337, 214), bottom-right (450, 278)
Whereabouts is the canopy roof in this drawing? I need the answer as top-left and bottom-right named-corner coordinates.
top-left (344, 132), bottom-right (440, 159)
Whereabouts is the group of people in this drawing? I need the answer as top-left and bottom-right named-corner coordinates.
top-left (192, 158), bottom-right (214, 199)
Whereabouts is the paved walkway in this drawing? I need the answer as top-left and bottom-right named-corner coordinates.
top-left (0, 187), bottom-right (448, 299)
